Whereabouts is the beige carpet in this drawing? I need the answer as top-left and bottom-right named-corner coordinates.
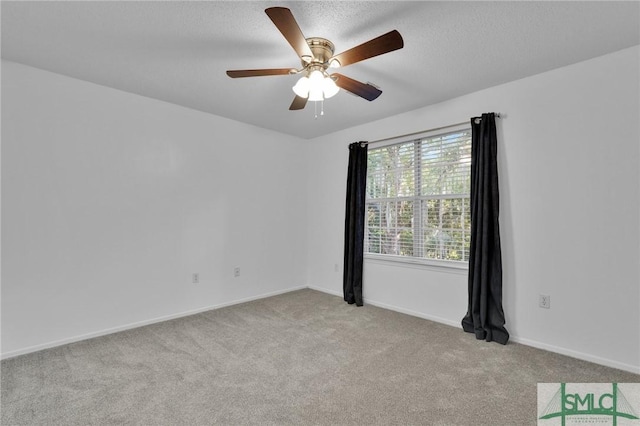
top-left (2, 289), bottom-right (638, 425)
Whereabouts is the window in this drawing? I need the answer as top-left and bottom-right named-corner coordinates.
top-left (365, 126), bottom-right (472, 267)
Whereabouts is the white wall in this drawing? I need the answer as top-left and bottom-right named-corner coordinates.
top-left (307, 46), bottom-right (640, 373)
top-left (3, 46), bottom-right (639, 373)
top-left (1, 60), bottom-right (308, 357)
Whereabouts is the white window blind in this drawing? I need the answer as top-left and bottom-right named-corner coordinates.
top-left (365, 127), bottom-right (472, 266)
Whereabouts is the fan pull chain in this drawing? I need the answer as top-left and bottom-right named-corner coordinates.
top-left (313, 100), bottom-right (325, 120)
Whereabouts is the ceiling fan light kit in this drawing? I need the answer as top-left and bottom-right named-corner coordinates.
top-left (226, 7), bottom-right (404, 114)
top-left (292, 69), bottom-right (339, 100)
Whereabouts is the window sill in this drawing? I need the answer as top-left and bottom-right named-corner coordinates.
top-left (364, 254), bottom-right (469, 274)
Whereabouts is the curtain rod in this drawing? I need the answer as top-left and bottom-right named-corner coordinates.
top-left (367, 113), bottom-right (501, 145)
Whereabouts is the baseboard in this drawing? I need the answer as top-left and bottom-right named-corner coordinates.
top-left (308, 285), bottom-right (460, 328)
top-left (308, 285), bottom-right (640, 374)
top-left (0, 285), bottom-right (307, 360)
top-left (307, 285), bottom-right (342, 298)
top-left (508, 335), bottom-right (640, 375)
top-left (364, 298), bottom-right (460, 328)
top-left (4, 284), bottom-right (639, 375)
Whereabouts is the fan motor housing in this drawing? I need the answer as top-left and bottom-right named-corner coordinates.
top-left (304, 37), bottom-right (335, 66)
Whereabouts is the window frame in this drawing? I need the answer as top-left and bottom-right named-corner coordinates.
top-left (364, 123), bottom-right (471, 271)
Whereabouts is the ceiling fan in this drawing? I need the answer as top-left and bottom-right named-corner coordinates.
top-left (226, 7), bottom-right (404, 111)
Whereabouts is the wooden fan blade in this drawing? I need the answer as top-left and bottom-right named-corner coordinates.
top-left (330, 30), bottom-right (403, 68)
top-left (265, 7), bottom-right (314, 61)
top-left (289, 95), bottom-right (308, 110)
top-left (226, 68), bottom-right (293, 78)
top-left (332, 73), bottom-right (382, 101)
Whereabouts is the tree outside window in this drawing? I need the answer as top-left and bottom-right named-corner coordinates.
top-left (365, 128), bottom-right (471, 264)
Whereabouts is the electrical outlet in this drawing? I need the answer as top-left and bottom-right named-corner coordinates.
top-left (334, 263), bottom-right (339, 273)
top-left (234, 267), bottom-right (240, 278)
top-left (192, 273), bottom-right (199, 284)
top-left (539, 294), bottom-right (550, 309)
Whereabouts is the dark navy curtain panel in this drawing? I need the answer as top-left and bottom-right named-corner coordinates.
top-left (343, 142), bottom-right (368, 306)
top-left (461, 113), bottom-right (509, 345)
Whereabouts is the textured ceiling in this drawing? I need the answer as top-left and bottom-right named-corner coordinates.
top-left (2, 1), bottom-right (639, 139)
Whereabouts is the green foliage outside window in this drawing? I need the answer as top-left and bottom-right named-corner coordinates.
top-left (365, 129), bottom-right (471, 263)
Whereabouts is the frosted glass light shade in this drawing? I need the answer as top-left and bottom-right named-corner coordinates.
top-left (308, 87), bottom-right (324, 102)
top-left (309, 70), bottom-right (324, 84)
top-left (292, 76), bottom-right (310, 98)
top-left (322, 77), bottom-right (339, 99)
